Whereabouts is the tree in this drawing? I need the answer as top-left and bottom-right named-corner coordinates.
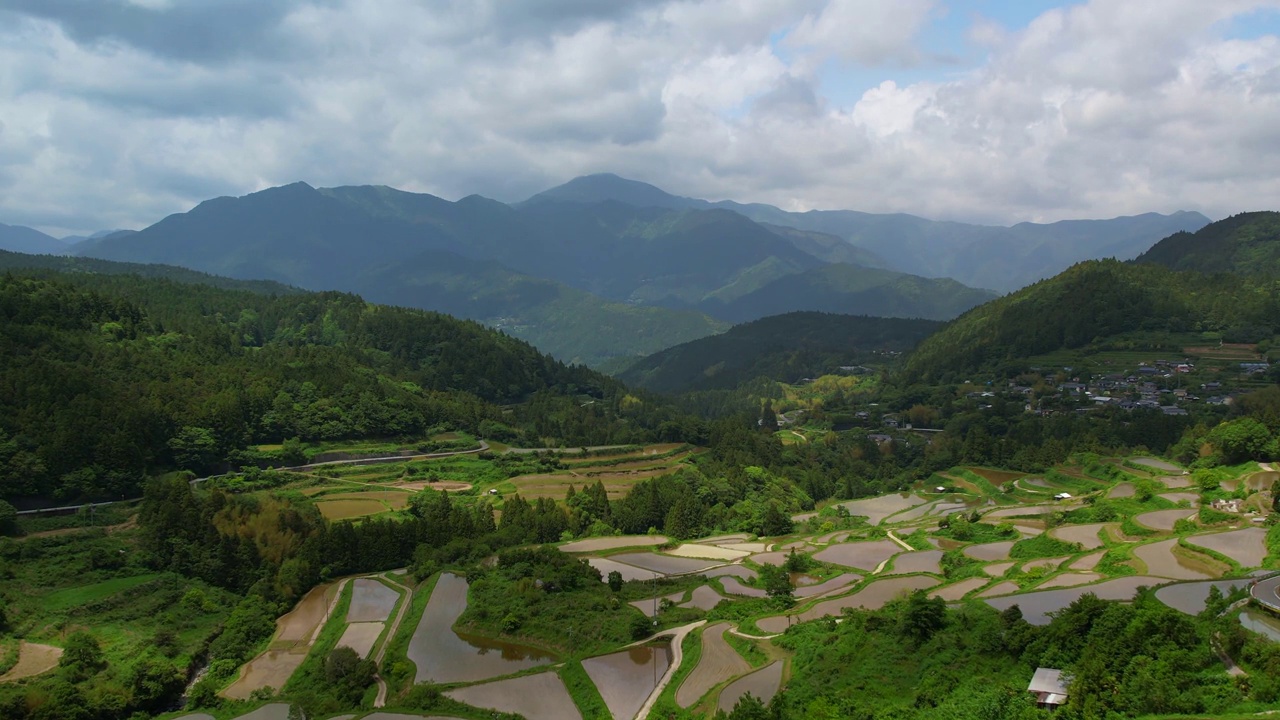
top-left (167, 426), bottom-right (220, 472)
top-left (761, 502), bottom-right (792, 537)
top-left (760, 563), bottom-right (794, 607)
top-left (900, 590), bottom-right (946, 646)
top-left (60, 631), bottom-right (106, 681)
top-left (607, 570), bottom-right (624, 593)
top-left (0, 499), bottom-right (16, 536)
top-left (280, 437), bottom-right (307, 466)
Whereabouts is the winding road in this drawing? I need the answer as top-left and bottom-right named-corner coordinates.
top-left (632, 620), bottom-right (706, 720)
top-left (1251, 573), bottom-right (1280, 613)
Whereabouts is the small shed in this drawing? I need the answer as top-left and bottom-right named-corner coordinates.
top-left (1028, 667), bottom-right (1069, 709)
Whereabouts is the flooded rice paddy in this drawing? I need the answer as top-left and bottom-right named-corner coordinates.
top-left (1036, 572), bottom-right (1102, 589)
top-left (677, 623), bottom-right (751, 707)
top-left (756, 575), bottom-right (940, 633)
top-left (445, 670), bottom-right (581, 720)
top-left (979, 582), bottom-right (1019, 597)
top-left (582, 643), bottom-right (670, 720)
top-left (747, 551), bottom-right (790, 566)
top-left (984, 562), bottom-right (1015, 577)
top-left (1049, 523), bottom-right (1110, 550)
top-left (837, 493), bottom-right (928, 525)
top-left (931, 577), bottom-right (989, 600)
top-left (666, 544), bottom-right (747, 561)
top-left (720, 577), bottom-right (767, 598)
top-left (682, 585), bottom-right (727, 610)
top-left (888, 550), bottom-right (943, 575)
top-left (336, 622), bottom-right (383, 658)
top-left (609, 552), bottom-right (724, 576)
top-left (1107, 482), bottom-right (1135, 498)
top-left (1154, 578), bottom-right (1254, 615)
top-left (717, 661), bottom-right (784, 713)
top-left (1134, 539), bottom-right (1216, 579)
top-left (1133, 457), bottom-right (1182, 473)
top-left (1186, 528), bottom-right (1268, 568)
top-left (230, 705), bottom-right (291, 720)
top-left (1069, 551), bottom-right (1105, 571)
top-left (984, 576), bottom-right (1162, 624)
top-left (588, 557), bottom-right (660, 582)
top-left (704, 565), bottom-right (757, 580)
top-left (560, 535), bottom-right (668, 553)
top-left (408, 573), bottom-right (555, 684)
top-left (1239, 607), bottom-right (1280, 642)
top-left (1021, 557), bottom-right (1067, 572)
top-left (1133, 509), bottom-right (1196, 531)
top-left (347, 578), bottom-right (399, 622)
top-left (813, 539), bottom-right (900, 570)
top-left (793, 573), bottom-right (860, 598)
top-left (963, 541), bottom-right (1014, 561)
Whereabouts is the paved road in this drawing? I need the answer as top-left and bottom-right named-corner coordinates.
top-left (1251, 573), bottom-right (1280, 612)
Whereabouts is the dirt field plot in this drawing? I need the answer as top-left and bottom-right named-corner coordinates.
top-left (275, 582), bottom-right (336, 644)
top-left (326, 491), bottom-right (410, 510)
top-left (1135, 539), bottom-right (1216, 579)
top-left (677, 623), bottom-right (751, 707)
top-left (1155, 578), bottom-right (1255, 614)
top-left (963, 541), bottom-right (1015, 561)
top-left (1050, 524), bottom-right (1110, 550)
top-left (445, 671), bottom-right (582, 720)
top-left (695, 533), bottom-right (752, 544)
top-left (347, 578), bottom-right (399, 623)
top-left (233, 704), bottom-right (292, 720)
top-left (583, 644), bottom-right (670, 720)
top-left (1037, 572), bottom-right (1102, 589)
top-left (1245, 471), bottom-right (1280, 491)
top-left (223, 650), bottom-right (307, 699)
top-left (717, 661), bottom-right (783, 713)
top-left (813, 539), bottom-right (900, 571)
top-left (588, 557), bottom-right (661, 582)
top-left (984, 505), bottom-right (1062, 519)
top-left (718, 542), bottom-right (770, 553)
top-left (931, 578), bottom-right (988, 600)
top-left (967, 467), bottom-right (1025, 486)
top-left (668, 544), bottom-right (748, 561)
top-left (1154, 475), bottom-right (1194, 489)
top-left (561, 535), bottom-right (669, 553)
top-left (985, 576), bottom-right (1162, 624)
top-left (609, 553), bottom-right (723, 576)
top-left (1187, 528), bottom-right (1268, 567)
top-left (681, 585), bottom-right (727, 610)
top-left (336, 622), bottom-right (383, 658)
top-left (511, 468), bottom-right (678, 500)
top-left (838, 494), bottom-right (928, 525)
top-left (0, 642), bottom-right (62, 682)
top-left (720, 577), bottom-right (766, 597)
top-left (888, 550), bottom-right (943, 575)
top-left (395, 480), bottom-right (471, 492)
top-left (794, 573), bottom-right (859, 598)
top-left (1134, 509), bottom-right (1196, 531)
top-left (316, 498), bottom-right (389, 520)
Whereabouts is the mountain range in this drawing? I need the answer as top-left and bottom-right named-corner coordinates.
top-left (0, 173), bottom-right (1209, 367)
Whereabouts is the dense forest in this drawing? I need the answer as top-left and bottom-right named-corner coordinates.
top-left (1134, 211), bottom-right (1280, 275)
top-left (0, 268), bottom-right (695, 501)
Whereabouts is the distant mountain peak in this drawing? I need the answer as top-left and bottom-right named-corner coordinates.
top-left (522, 173), bottom-right (695, 210)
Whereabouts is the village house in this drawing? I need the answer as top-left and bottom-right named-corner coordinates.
top-left (1028, 668), bottom-right (1069, 710)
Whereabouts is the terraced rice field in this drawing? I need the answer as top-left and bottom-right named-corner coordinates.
top-left (223, 650), bottom-right (308, 700)
top-left (695, 533), bottom-right (752, 544)
top-left (223, 581), bottom-right (339, 699)
top-left (1036, 572), bottom-right (1102, 589)
top-left (511, 468), bottom-right (680, 500)
top-left (335, 622), bottom-right (383, 658)
top-left (588, 557), bottom-right (661, 582)
top-left (838, 494), bottom-right (928, 524)
top-left (608, 553), bottom-right (723, 576)
top-left (984, 505), bottom-right (1062, 519)
top-left (717, 661), bottom-right (784, 713)
top-left (445, 670), bottom-right (582, 720)
top-left (747, 551), bottom-right (789, 566)
top-left (668, 544), bottom-right (748, 561)
top-left (1107, 482), bottom-right (1136, 498)
top-left (813, 539), bottom-right (900, 570)
top-left (984, 576), bottom-right (1162, 624)
top-left (560, 535), bottom-right (669, 553)
top-left (704, 565), bottom-right (757, 580)
top-left (892, 501), bottom-right (970, 523)
top-left (1187, 528), bottom-right (1268, 567)
top-left (316, 498), bottom-right (391, 520)
top-left (719, 542), bottom-right (770, 553)
top-left (1021, 557), bottom-right (1067, 572)
top-left (794, 573), bottom-right (859, 598)
top-left (1133, 458), bottom-right (1182, 473)
top-left (966, 467), bottom-right (1024, 485)
top-left (1134, 509), bottom-right (1196, 531)
top-left (347, 578), bottom-right (399, 622)
top-left (720, 577), bottom-right (766, 598)
top-left (408, 573), bottom-right (554, 684)
top-left (1069, 551), bottom-right (1105, 571)
top-left (980, 582), bottom-right (1019, 597)
top-left (677, 623), bottom-right (751, 707)
top-left (984, 562), bottom-right (1014, 577)
top-left (630, 591), bottom-right (684, 615)
top-left (962, 541), bottom-right (1015, 561)
top-left (1154, 475), bottom-right (1194, 489)
top-left (0, 642), bottom-right (62, 682)
top-left (1155, 578), bottom-right (1255, 615)
top-left (582, 644), bottom-right (670, 720)
top-left (326, 490), bottom-right (410, 510)
top-left (888, 550), bottom-right (943, 575)
top-left (682, 585), bottom-right (727, 610)
top-left (1161, 492), bottom-right (1199, 506)
top-left (757, 575), bottom-right (940, 632)
top-left (232, 705), bottom-right (292, 720)
top-left (931, 577), bottom-right (989, 600)
top-left (1049, 524), bottom-right (1110, 550)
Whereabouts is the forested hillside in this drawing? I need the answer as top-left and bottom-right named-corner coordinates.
top-left (901, 259), bottom-right (1280, 383)
top-left (619, 312), bottom-right (942, 394)
top-left (0, 269), bottom-right (687, 502)
top-left (1134, 210), bottom-right (1280, 274)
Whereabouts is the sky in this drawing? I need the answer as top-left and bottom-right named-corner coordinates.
top-left (2, 0), bottom-right (1280, 236)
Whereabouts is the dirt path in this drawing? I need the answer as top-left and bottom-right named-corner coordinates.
top-left (372, 571), bottom-right (413, 708)
top-left (885, 530), bottom-right (912, 552)
top-left (0, 642), bottom-right (63, 682)
top-left (632, 620), bottom-right (706, 720)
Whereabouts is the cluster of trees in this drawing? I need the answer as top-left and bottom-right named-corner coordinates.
top-left (0, 270), bottom-right (702, 501)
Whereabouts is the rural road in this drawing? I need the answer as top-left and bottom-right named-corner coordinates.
top-left (632, 620), bottom-right (706, 720)
top-left (372, 570), bottom-right (414, 708)
top-left (885, 530), bottom-right (912, 552)
top-left (1251, 573), bottom-right (1280, 613)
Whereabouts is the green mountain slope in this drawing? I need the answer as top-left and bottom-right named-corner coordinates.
top-left (703, 263), bottom-right (996, 323)
top-left (619, 311), bottom-right (943, 394)
top-left (901, 258), bottom-right (1280, 383)
top-left (1133, 211), bottom-right (1280, 274)
top-left (0, 266), bottom-right (674, 501)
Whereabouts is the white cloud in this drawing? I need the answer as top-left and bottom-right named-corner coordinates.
top-left (1, 0), bottom-right (1279, 235)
